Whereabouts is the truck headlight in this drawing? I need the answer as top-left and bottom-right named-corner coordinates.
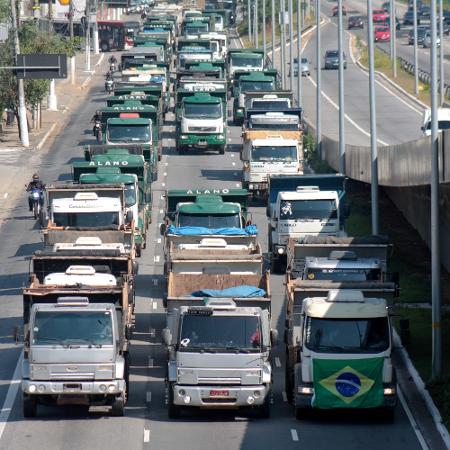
top-left (29, 384), bottom-right (37, 393)
top-left (108, 384), bottom-right (116, 393)
top-left (277, 247), bottom-right (285, 255)
top-left (384, 387), bottom-right (396, 395)
top-left (218, 134), bottom-right (224, 139)
top-left (298, 386), bottom-right (314, 394)
top-left (180, 135), bottom-right (188, 139)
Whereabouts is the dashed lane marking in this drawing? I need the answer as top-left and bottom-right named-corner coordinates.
top-left (154, 255), bottom-right (160, 263)
top-left (148, 357), bottom-right (154, 367)
top-left (144, 429), bottom-right (150, 443)
top-left (282, 391), bottom-right (288, 402)
top-left (291, 430), bottom-right (299, 442)
top-left (275, 357), bottom-right (281, 368)
top-left (152, 301), bottom-right (158, 310)
top-left (3, 193), bottom-right (7, 199)
top-left (146, 392), bottom-right (152, 403)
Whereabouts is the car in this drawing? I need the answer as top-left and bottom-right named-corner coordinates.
top-left (421, 108), bottom-right (450, 136)
top-left (408, 25), bottom-right (429, 45)
top-left (332, 5), bottom-right (347, 16)
top-left (383, 16), bottom-right (401, 30)
top-left (403, 10), bottom-right (421, 25)
top-left (292, 57), bottom-right (310, 76)
top-left (373, 8), bottom-right (389, 22)
top-left (374, 25), bottom-right (391, 41)
top-left (423, 30), bottom-right (441, 48)
top-left (348, 15), bottom-right (364, 29)
top-left (419, 4), bottom-right (430, 17)
top-left (324, 50), bottom-right (347, 70)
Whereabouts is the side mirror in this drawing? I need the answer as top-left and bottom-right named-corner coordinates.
top-left (160, 222), bottom-right (167, 235)
top-left (270, 329), bottom-right (279, 347)
top-left (162, 328), bottom-right (172, 346)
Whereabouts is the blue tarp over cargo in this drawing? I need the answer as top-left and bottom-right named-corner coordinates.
top-left (191, 285), bottom-right (266, 298)
top-left (167, 225), bottom-right (258, 236)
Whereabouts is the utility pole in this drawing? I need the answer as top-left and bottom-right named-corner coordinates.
top-left (338, 0), bottom-right (345, 173)
top-left (430, 0), bottom-right (442, 381)
top-left (92, 0), bottom-right (99, 55)
top-left (271, 0), bottom-right (275, 68)
top-left (367, 0), bottom-right (379, 235)
top-left (254, 0), bottom-right (258, 46)
top-left (262, 0), bottom-right (266, 61)
top-left (439, 0), bottom-right (444, 104)
top-left (389, 0), bottom-right (397, 77)
top-left (47, 0), bottom-right (57, 110)
top-left (248, 0), bottom-right (252, 44)
top-left (413, 0), bottom-right (418, 94)
top-left (315, 0), bottom-right (321, 156)
top-left (10, 0), bottom-right (29, 147)
top-left (280, 0), bottom-right (287, 88)
top-left (288, 0), bottom-right (294, 91)
top-left (297, 0), bottom-right (302, 106)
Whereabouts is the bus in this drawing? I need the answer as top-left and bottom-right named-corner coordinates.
top-left (98, 20), bottom-right (131, 52)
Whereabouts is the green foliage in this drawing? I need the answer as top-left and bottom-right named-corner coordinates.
top-left (0, 0), bottom-right (10, 22)
top-left (304, 132), bottom-right (333, 174)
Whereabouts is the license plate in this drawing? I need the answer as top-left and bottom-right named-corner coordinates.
top-left (210, 390), bottom-right (229, 397)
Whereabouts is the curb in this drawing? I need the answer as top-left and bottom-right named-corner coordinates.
top-left (393, 329), bottom-right (450, 449)
top-left (35, 122), bottom-right (58, 151)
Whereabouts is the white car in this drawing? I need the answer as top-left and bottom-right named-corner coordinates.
top-left (423, 31), bottom-right (441, 48)
top-left (421, 108), bottom-right (450, 136)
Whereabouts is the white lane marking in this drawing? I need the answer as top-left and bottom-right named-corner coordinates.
top-left (154, 255), bottom-right (160, 263)
top-left (152, 301), bottom-right (158, 310)
top-left (398, 387), bottom-right (429, 450)
top-left (162, 182), bottom-right (166, 187)
top-left (275, 357), bottom-right (281, 368)
top-left (159, 209), bottom-right (164, 214)
top-left (146, 392), bottom-right (152, 403)
top-left (157, 238), bottom-right (161, 244)
top-left (153, 279), bottom-right (158, 286)
top-left (231, 154), bottom-right (235, 157)
top-left (148, 357), bottom-right (154, 367)
top-left (0, 353), bottom-right (22, 441)
top-left (165, 162), bottom-right (168, 166)
top-left (228, 138), bottom-right (233, 142)
top-left (282, 391), bottom-right (288, 402)
top-left (143, 429), bottom-right (150, 443)
top-left (291, 429), bottom-right (299, 442)
top-left (306, 75), bottom-right (389, 146)
top-left (163, 172), bottom-right (167, 177)
top-left (232, 162), bottom-right (236, 166)
top-left (160, 195), bottom-right (164, 200)
top-left (3, 193), bottom-right (7, 199)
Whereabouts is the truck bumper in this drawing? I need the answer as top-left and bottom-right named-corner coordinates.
top-left (294, 383), bottom-right (398, 410)
top-left (22, 379), bottom-right (126, 396)
top-left (172, 384), bottom-right (269, 408)
top-left (179, 135), bottom-right (226, 150)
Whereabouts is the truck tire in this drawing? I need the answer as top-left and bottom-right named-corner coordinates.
top-left (168, 384), bottom-right (181, 419)
top-left (258, 396), bottom-right (271, 418)
top-left (219, 146), bottom-right (225, 155)
top-left (135, 243), bottom-right (142, 257)
top-left (23, 396), bottom-right (37, 418)
top-left (285, 370), bottom-right (294, 404)
top-left (270, 256), bottom-right (283, 274)
top-left (111, 392), bottom-right (125, 417)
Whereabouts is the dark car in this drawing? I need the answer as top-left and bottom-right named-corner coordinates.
top-left (324, 50), bottom-right (347, 70)
top-left (443, 10), bottom-right (450, 25)
top-left (419, 4), bottom-right (430, 17)
top-left (332, 5), bottom-right (347, 16)
top-left (348, 15), bottom-right (364, 29)
top-left (403, 10), bottom-right (420, 25)
top-left (382, 16), bottom-right (401, 30)
top-left (408, 25), bottom-right (429, 44)
top-left (382, 1), bottom-right (390, 12)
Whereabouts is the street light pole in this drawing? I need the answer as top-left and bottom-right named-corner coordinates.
top-left (430, 0), bottom-right (442, 381)
top-left (413, 0), bottom-right (419, 94)
top-left (315, 0), bottom-right (321, 156)
top-left (10, 0), bottom-right (29, 147)
top-left (439, 0), bottom-right (444, 104)
top-left (338, 0), bottom-right (345, 173)
top-left (263, 0), bottom-right (267, 60)
top-left (389, 0), bottom-right (397, 77)
top-left (297, 0), bottom-right (302, 106)
top-left (254, 0), bottom-right (258, 46)
top-left (288, 0), bottom-right (294, 90)
top-left (280, 0), bottom-right (287, 88)
top-left (248, 0), bottom-right (252, 43)
top-left (367, 0), bottom-right (379, 235)
top-left (271, 0), bottom-right (276, 68)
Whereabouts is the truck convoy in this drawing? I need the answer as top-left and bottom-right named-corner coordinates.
top-left (19, 1), bottom-right (402, 424)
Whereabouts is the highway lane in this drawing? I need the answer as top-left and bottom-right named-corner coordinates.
top-left (0, 34), bottom-right (429, 450)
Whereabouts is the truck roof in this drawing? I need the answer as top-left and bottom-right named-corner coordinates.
top-left (304, 290), bottom-right (388, 319)
top-left (43, 266), bottom-right (117, 287)
top-left (183, 93), bottom-right (222, 104)
top-left (32, 301), bottom-right (117, 312)
top-left (52, 195), bottom-right (122, 213)
top-left (278, 190), bottom-right (338, 201)
top-left (107, 118), bottom-right (152, 125)
top-left (305, 256), bottom-right (382, 270)
top-left (79, 172), bottom-right (137, 186)
top-left (240, 72), bottom-right (274, 82)
top-left (178, 195), bottom-right (241, 215)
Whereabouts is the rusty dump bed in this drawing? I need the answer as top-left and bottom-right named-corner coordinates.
top-left (165, 272), bottom-right (271, 310)
top-left (242, 130), bottom-right (302, 141)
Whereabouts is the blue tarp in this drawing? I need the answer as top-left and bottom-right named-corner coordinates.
top-left (167, 225), bottom-right (258, 236)
top-left (191, 285), bottom-right (266, 298)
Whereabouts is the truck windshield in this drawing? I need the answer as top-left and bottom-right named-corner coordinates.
top-left (186, 25), bottom-right (208, 34)
top-left (178, 213), bottom-right (241, 228)
top-left (183, 103), bottom-right (222, 119)
top-left (231, 56), bottom-right (263, 68)
top-left (279, 199), bottom-right (338, 220)
top-left (33, 311), bottom-right (114, 346)
top-left (180, 315), bottom-right (262, 351)
top-left (252, 100), bottom-right (289, 109)
top-left (305, 317), bottom-right (389, 354)
top-left (124, 183), bottom-right (137, 207)
top-left (108, 124), bottom-right (151, 143)
top-left (251, 145), bottom-right (297, 162)
top-left (53, 212), bottom-right (120, 227)
top-left (241, 81), bottom-right (275, 91)
top-left (305, 268), bottom-right (382, 281)
top-left (250, 120), bottom-right (299, 130)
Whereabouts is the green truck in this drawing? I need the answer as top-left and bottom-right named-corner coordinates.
top-left (175, 89), bottom-right (227, 154)
top-left (96, 101), bottom-right (162, 161)
top-left (232, 69), bottom-right (278, 125)
top-left (72, 156), bottom-right (152, 256)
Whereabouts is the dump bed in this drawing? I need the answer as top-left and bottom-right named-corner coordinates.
top-left (243, 129), bottom-right (302, 141)
top-left (166, 238), bottom-right (263, 275)
top-left (46, 183), bottom-right (125, 205)
top-left (286, 235), bottom-right (392, 281)
top-left (165, 271), bottom-right (271, 311)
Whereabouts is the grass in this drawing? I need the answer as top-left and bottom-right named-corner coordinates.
top-left (393, 307), bottom-right (450, 428)
top-left (356, 38), bottom-right (432, 105)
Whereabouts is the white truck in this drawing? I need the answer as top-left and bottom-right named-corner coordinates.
top-left (267, 174), bottom-right (347, 272)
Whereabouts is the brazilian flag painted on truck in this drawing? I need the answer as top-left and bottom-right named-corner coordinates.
top-left (312, 357), bottom-right (384, 409)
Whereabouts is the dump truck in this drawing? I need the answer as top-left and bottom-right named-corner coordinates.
top-left (227, 49), bottom-right (265, 80)
top-left (21, 268), bottom-right (134, 417)
top-left (267, 174), bottom-right (347, 272)
top-left (71, 164), bottom-right (151, 257)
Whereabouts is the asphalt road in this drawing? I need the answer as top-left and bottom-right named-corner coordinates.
top-left (0, 26), bottom-right (434, 450)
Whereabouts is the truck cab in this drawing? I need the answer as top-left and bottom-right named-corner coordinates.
top-left (199, 32), bottom-right (227, 60)
top-left (268, 175), bottom-right (347, 272)
top-left (228, 49), bottom-right (265, 79)
top-left (163, 299), bottom-right (275, 418)
top-left (287, 290), bottom-right (397, 418)
top-left (106, 117), bottom-right (152, 146)
top-left (242, 136), bottom-right (302, 198)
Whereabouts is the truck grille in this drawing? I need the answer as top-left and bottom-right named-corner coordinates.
top-left (188, 126), bottom-right (216, 132)
top-left (202, 398), bottom-right (236, 404)
top-left (198, 377), bottom-right (241, 385)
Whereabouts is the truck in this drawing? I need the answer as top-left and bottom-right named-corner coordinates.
top-left (175, 90), bottom-right (227, 154)
top-left (72, 164), bottom-right (151, 257)
top-left (284, 289), bottom-right (397, 419)
top-left (267, 174), bottom-right (347, 272)
top-left (232, 70), bottom-right (278, 125)
top-left (243, 91), bottom-right (294, 114)
top-left (227, 49), bottom-right (265, 80)
top-left (21, 268), bottom-right (134, 417)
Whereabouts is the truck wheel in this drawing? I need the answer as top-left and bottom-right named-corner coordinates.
top-left (168, 384), bottom-right (181, 419)
top-left (23, 396), bottom-right (37, 418)
top-left (258, 396), bottom-right (271, 418)
top-left (285, 371), bottom-right (294, 404)
top-left (271, 257), bottom-right (283, 274)
top-left (111, 392), bottom-right (125, 417)
top-left (219, 146), bottom-right (225, 155)
top-left (135, 243), bottom-right (142, 257)
top-left (382, 406), bottom-right (396, 423)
